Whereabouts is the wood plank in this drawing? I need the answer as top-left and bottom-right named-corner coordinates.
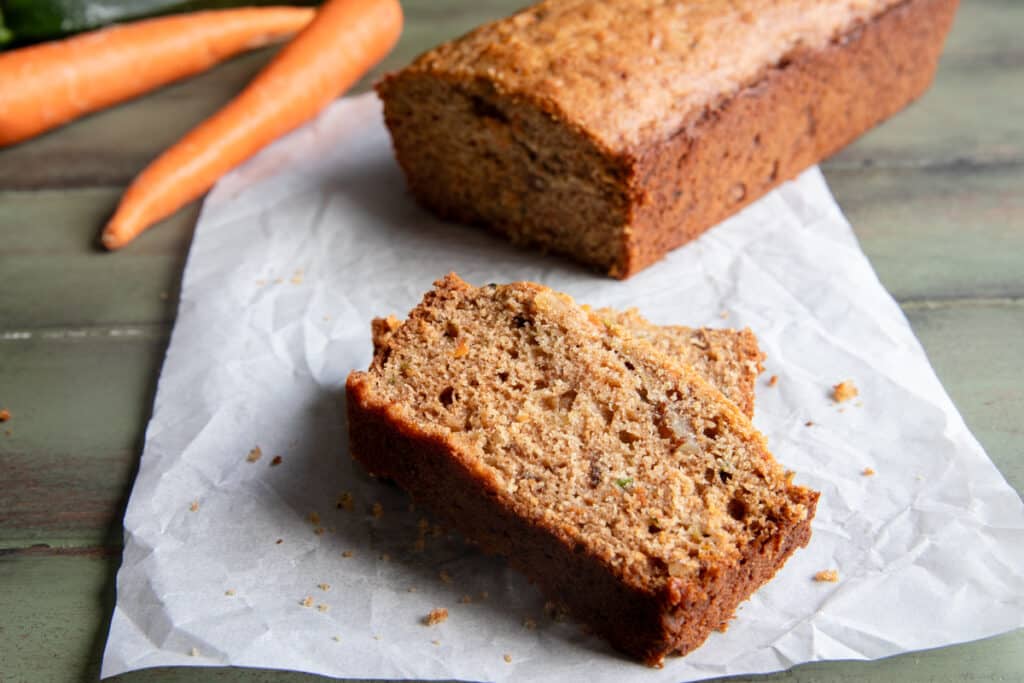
top-left (0, 553), bottom-right (1021, 682)
top-left (0, 330), bottom-right (167, 548)
top-left (0, 188), bottom-right (192, 329)
top-left (826, 163), bottom-right (1024, 301)
top-left (0, 0), bottom-right (1017, 191)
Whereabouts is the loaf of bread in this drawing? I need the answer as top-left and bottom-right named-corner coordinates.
top-left (374, 309), bottom-right (764, 417)
top-left (377, 0), bottom-right (959, 277)
top-left (347, 274), bottom-right (818, 664)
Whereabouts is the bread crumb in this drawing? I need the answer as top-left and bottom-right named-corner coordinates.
top-left (717, 620), bottom-right (730, 633)
top-left (336, 492), bottom-right (354, 511)
top-left (371, 502), bottom-right (383, 518)
top-left (300, 596), bottom-right (314, 607)
top-left (832, 380), bottom-right (859, 403)
top-left (522, 617), bottom-right (537, 630)
top-left (453, 340), bottom-right (470, 358)
top-left (317, 604), bottom-right (329, 613)
top-left (270, 455), bottom-right (283, 466)
top-left (313, 527), bottom-right (326, 536)
top-left (814, 570), bottom-right (839, 583)
top-left (190, 647), bottom-right (200, 657)
top-left (290, 269), bottom-right (304, 285)
top-left (332, 635), bottom-right (341, 642)
top-left (805, 420), bottom-right (814, 427)
top-left (380, 553), bottom-right (390, 562)
top-left (439, 569), bottom-right (452, 583)
top-left (373, 635), bottom-right (381, 640)
top-left (424, 608), bottom-right (449, 626)
top-left (225, 589), bottom-right (236, 596)
top-left (408, 586), bottom-right (418, 593)
top-left (246, 446), bottom-right (262, 463)
top-left (478, 591), bottom-right (489, 601)
top-left (275, 538), bottom-right (283, 544)
top-left (342, 550), bottom-right (353, 558)
top-left (431, 639), bottom-right (441, 646)
top-left (862, 467), bottom-right (876, 477)
top-left (318, 583), bottom-right (331, 591)
top-left (719, 310), bottom-right (729, 319)
top-left (768, 375), bottom-right (778, 387)
top-left (0, 409), bottom-right (11, 422)
top-left (503, 653), bottom-right (513, 663)
top-left (189, 500), bottom-right (199, 512)
top-left (308, 512), bottom-right (321, 525)
top-left (459, 594), bottom-right (472, 604)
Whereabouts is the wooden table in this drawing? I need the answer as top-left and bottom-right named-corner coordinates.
top-left (1, 2), bottom-right (1021, 681)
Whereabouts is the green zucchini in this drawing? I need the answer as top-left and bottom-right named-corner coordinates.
top-left (0, 0), bottom-right (320, 46)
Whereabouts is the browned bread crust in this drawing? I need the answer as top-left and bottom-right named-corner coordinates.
top-left (347, 274), bottom-right (818, 664)
top-left (377, 0), bottom-right (959, 277)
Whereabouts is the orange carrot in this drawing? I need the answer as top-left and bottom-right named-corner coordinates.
top-left (101, 0), bottom-right (403, 250)
top-left (0, 8), bottom-right (316, 148)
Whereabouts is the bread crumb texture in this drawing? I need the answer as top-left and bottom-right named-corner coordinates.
top-left (814, 569), bottom-right (839, 583)
top-left (832, 380), bottom-right (859, 403)
top-left (246, 446), bottom-right (262, 463)
top-left (862, 467), bottom-right (876, 477)
top-left (347, 274), bottom-right (819, 663)
top-left (424, 608), bottom-right (449, 626)
top-left (0, 408), bottom-right (11, 422)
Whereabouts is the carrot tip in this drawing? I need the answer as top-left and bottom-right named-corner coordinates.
top-left (100, 230), bottom-right (124, 250)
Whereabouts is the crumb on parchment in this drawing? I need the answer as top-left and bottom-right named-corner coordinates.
top-left (246, 446), bottom-right (262, 463)
top-left (308, 512), bottom-right (321, 525)
top-left (862, 467), bottom-right (876, 476)
top-left (768, 375), bottom-right (778, 387)
top-left (189, 500), bottom-right (199, 512)
top-left (270, 455), bottom-right (283, 466)
top-left (190, 647), bottom-right (199, 657)
top-left (504, 654), bottom-right (513, 663)
top-left (225, 589), bottom-right (236, 596)
top-left (275, 538), bottom-right (283, 544)
top-left (318, 583), bottom-right (331, 592)
top-left (317, 604), bottom-right (329, 613)
top-left (459, 594), bottom-right (472, 604)
top-left (805, 421), bottom-right (814, 427)
top-left (0, 409), bottom-right (10, 422)
top-left (314, 527), bottom-right (326, 536)
top-left (342, 550), bottom-right (353, 558)
top-left (439, 569), bottom-right (452, 584)
top-left (336, 492), bottom-right (354, 511)
top-left (300, 596), bottom-right (314, 607)
top-left (424, 608), bottom-right (448, 626)
top-left (832, 380), bottom-right (859, 403)
top-left (814, 570), bottom-right (839, 583)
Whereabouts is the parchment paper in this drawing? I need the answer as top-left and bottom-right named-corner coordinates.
top-left (101, 93), bottom-right (1024, 681)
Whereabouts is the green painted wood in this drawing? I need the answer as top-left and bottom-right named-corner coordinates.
top-left (0, 188), bottom-right (191, 328)
top-left (826, 163), bottom-right (1024, 301)
top-left (1, 553), bottom-right (1021, 683)
top-left (0, 330), bottom-right (168, 548)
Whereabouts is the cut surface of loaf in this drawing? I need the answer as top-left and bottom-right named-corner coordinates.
top-left (347, 274), bottom-right (818, 664)
top-left (374, 309), bottom-right (764, 417)
top-left (377, 0), bottom-right (959, 277)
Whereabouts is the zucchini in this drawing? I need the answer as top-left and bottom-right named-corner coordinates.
top-left (0, 0), bottom-right (320, 46)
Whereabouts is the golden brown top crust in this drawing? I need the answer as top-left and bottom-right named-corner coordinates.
top-left (402, 0), bottom-right (901, 152)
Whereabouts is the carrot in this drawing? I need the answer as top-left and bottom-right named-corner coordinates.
top-left (101, 0), bottom-right (403, 250)
top-left (0, 8), bottom-right (316, 148)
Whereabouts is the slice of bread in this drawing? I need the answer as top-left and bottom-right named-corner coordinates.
top-left (347, 274), bottom-right (818, 664)
top-left (373, 308), bottom-right (763, 417)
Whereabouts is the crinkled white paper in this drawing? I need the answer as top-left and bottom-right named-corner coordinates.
top-left (102, 94), bottom-right (1024, 681)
